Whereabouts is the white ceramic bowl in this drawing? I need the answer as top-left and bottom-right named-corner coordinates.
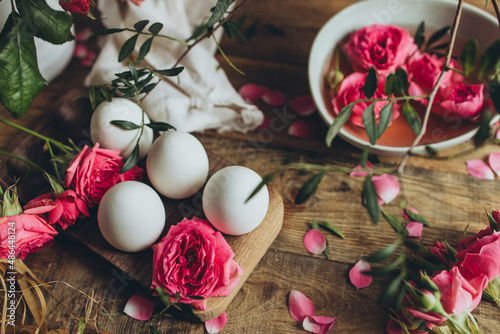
top-left (309, 0), bottom-right (499, 156)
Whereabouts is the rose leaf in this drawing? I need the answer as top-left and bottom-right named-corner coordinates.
top-left (362, 103), bottom-right (377, 145)
top-left (325, 103), bottom-right (354, 147)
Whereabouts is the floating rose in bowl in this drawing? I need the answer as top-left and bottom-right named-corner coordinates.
top-left (308, 0), bottom-right (500, 156)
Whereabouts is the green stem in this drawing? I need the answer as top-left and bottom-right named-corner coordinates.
top-left (212, 34), bottom-right (246, 76)
top-left (124, 29), bottom-right (190, 47)
top-left (353, 95), bottom-right (428, 104)
top-left (284, 162), bottom-right (397, 174)
top-left (46, 141), bottom-right (62, 182)
top-left (0, 149), bottom-right (45, 171)
top-left (0, 118), bottom-right (73, 154)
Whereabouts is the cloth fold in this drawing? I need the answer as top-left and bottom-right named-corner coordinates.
top-left (85, 0), bottom-right (263, 133)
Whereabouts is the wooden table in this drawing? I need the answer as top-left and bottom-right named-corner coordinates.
top-left (1, 0), bottom-right (499, 333)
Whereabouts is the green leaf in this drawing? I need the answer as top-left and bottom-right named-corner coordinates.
top-left (402, 101), bottom-right (422, 135)
top-left (91, 28), bottom-right (126, 36)
top-left (363, 68), bottom-right (378, 99)
top-left (140, 82), bottom-right (158, 94)
top-left (168, 303), bottom-right (202, 324)
top-left (323, 238), bottom-right (331, 259)
top-left (377, 102), bottom-right (393, 138)
top-left (325, 103), bottom-right (354, 147)
top-left (317, 221), bottom-right (345, 239)
top-left (187, 295), bottom-right (205, 300)
top-left (118, 34), bottom-right (139, 62)
top-left (78, 317), bottom-right (85, 334)
top-left (312, 219), bottom-right (320, 230)
top-left (404, 208), bottom-right (430, 227)
top-left (382, 210), bottom-right (404, 233)
top-left (43, 171), bottom-right (64, 195)
top-left (120, 144), bottom-right (140, 173)
top-left (377, 276), bottom-right (404, 307)
top-left (360, 147), bottom-right (370, 167)
top-left (186, 23), bottom-right (207, 42)
top-left (395, 68), bottom-right (409, 95)
top-left (404, 239), bottom-right (427, 252)
top-left (362, 175), bottom-right (380, 224)
top-left (265, 24), bottom-right (286, 37)
top-left (414, 21), bottom-right (425, 49)
top-left (148, 22), bottom-right (164, 35)
top-left (146, 122), bottom-right (177, 132)
top-left (489, 80), bottom-right (500, 114)
top-left (365, 256), bottom-right (404, 277)
top-left (156, 287), bottom-right (172, 307)
top-left (0, 12), bottom-right (47, 118)
top-left (115, 68), bottom-right (148, 81)
top-left (149, 326), bottom-right (162, 334)
top-left (134, 20), bottom-right (149, 32)
top-left (295, 172), bottom-right (326, 205)
top-left (154, 67), bottom-right (184, 77)
top-left (426, 25), bottom-right (451, 47)
top-left (110, 120), bottom-right (141, 130)
top-left (428, 41), bottom-right (450, 51)
top-left (137, 36), bottom-right (154, 62)
top-left (425, 145), bottom-right (437, 156)
top-left (460, 39), bottom-right (478, 76)
top-left (223, 20), bottom-right (247, 43)
top-left (128, 62), bottom-right (139, 82)
top-left (207, 0), bottom-right (234, 28)
top-left (473, 110), bottom-right (492, 147)
top-left (479, 39), bottom-right (500, 74)
top-left (362, 103), bottom-right (377, 145)
top-left (16, 0), bottom-right (72, 44)
top-left (485, 208), bottom-right (500, 232)
top-left (246, 173), bottom-right (274, 202)
top-left (364, 239), bottom-right (400, 263)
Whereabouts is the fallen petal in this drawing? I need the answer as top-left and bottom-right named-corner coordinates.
top-left (303, 315), bottom-right (337, 334)
top-left (372, 174), bottom-right (400, 204)
top-left (288, 290), bottom-right (315, 321)
top-left (466, 160), bottom-right (494, 180)
top-left (262, 90), bottom-right (286, 106)
top-left (496, 129), bottom-right (500, 140)
top-left (290, 95), bottom-right (316, 116)
top-left (288, 120), bottom-right (315, 138)
top-left (75, 28), bottom-right (92, 42)
top-left (239, 83), bottom-right (269, 103)
top-left (488, 152), bottom-right (500, 177)
top-left (303, 229), bottom-right (326, 255)
top-left (405, 222), bottom-right (423, 238)
top-left (349, 161), bottom-right (373, 178)
top-left (349, 260), bottom-right (372, 290)
top-left (123, 295), bottom-right (155, 321)
top-left (402, 207), bottom-right (418, 221)
top-left (73, 44), bottom-right (88, 59)
top-left (257, 116), bottom-right (271, 130)
top-left (205, 312), bottom-right (227, 334)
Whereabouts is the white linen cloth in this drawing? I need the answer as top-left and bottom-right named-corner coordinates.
top-left (85, 0), bottom-right (263, 133)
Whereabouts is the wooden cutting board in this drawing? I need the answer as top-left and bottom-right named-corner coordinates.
top-left (64, 151), bottom-right (284, 321)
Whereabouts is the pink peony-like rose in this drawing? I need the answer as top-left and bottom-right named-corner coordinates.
top-left (24, 190), bottom-right (90, 230)
top-left (455, 231), bottom-right (500, 282)
top-left (0, 214), bottom-right (58, 259)
top-left (432, 83), bottom-right (484, 120)
top-left (333, 72), bottom-right (400, 127)
top-left (64, 143), bottom-right (143, 207)
top-left (343, 24), bottom-right (415, 75)
top-left (59, 0), bottom-right (90, 14)
top-left (151, 217), bottom-right (243, 311)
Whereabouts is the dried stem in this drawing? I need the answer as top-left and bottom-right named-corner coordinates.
top-left (173, 0), bottom-right (251, 67)
top-left (397, 0), bottom-right (464, 174)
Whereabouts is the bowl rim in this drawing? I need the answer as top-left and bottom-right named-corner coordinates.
top-left (308, 0), bottom-right (499, 156)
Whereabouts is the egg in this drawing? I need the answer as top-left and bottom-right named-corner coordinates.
top-left (146, 131), bottom-right (209, 199)
top-left (203, 166), bottom-right (269, 235)
top-left (90, 98), bottom-right (154, 159)
top-left (97, 181), bottom-right (166, 252)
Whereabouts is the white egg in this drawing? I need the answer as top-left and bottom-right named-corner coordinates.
top-left (203, 166), bottom-right (269, 235)
top-left (146, 131), bottom-right (209, 199)
top-left (90, 98), bottom-right (154, 160)
top-left (97, 181), bottom-right (166, 252)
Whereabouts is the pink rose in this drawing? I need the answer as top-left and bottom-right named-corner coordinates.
top-left (151, 217), bottom-right (243, 310)
top-left (344, 24), bottom-right (415, 75)
top-left (429, 241), bottom-right (454, 268)
top-left (64, 143), bottom-right (143, 207)
top-left (0, 214), bottom-right (58, 259)
top-left (457, 227), bottom-right (492, 251)
top-left (59, 0), bottom-right (90, 14)
top-left (24, 190), bottom-right (90, 230)
top-left (333, 72), bottom-right (400, 127)
top-left (432, 83), bottom-right (484, 120)
top-left (456, 231), bottom-right (500, 282)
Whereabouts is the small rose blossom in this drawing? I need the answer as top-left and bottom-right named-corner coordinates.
top-left (433, 83), bottom-right (484, 120)
top-left (0, 214), bottom-right (58, 259)
top-left (59, 0), bottom-right (90, 15)
top-left (64, 143), bottom-right (143, 207)
top-left (344, 24), bottom-right (415, 75)
top-left (151, 217), bottom-right (243, 311)
top-left (333, 72), bottom-right (400, 128)
top-left (429, 241), bottom-right (455, 267)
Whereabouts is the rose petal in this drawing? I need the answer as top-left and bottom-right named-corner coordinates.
top-left (349, 161), bottom-right (373, 178)
top-left (405, 222), bottom-right (423, 238)
top-left (123, 295), bottom-right (155, 321)
top-left (262, 90), bottom-right (286, 106)
top-left (290, 95), bottom-right (316, 116)
top-left (303, 229), bottom-right (326, 255)
top-left (372, 174), bottom-right (400, 204)
top-left (488, 152), bottom-right (500, 177)
top-left (288, 290), bottom-right (315, 321)
top-left (239, 83), bottom-right (269, 103)
top-left (303, 315), bottom-right (337, 334)
top-left (349, 260), bottom-right (372, 290)
top-left (466, 160), bottom-right (494, 180)
top-left (496, 129), bottom-right (500, 140)
top-left (288, 120), bottom-right (315, 138)
top-left (205, 312), bottom-right (228, 334)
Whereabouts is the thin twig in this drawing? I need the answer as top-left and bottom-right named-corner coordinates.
top-left (492, 0), bottom-right (500, 29)
top-left (173, 0), bottom-right (251, 67)
top-left (397, 0), bottom-right (464, 174)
